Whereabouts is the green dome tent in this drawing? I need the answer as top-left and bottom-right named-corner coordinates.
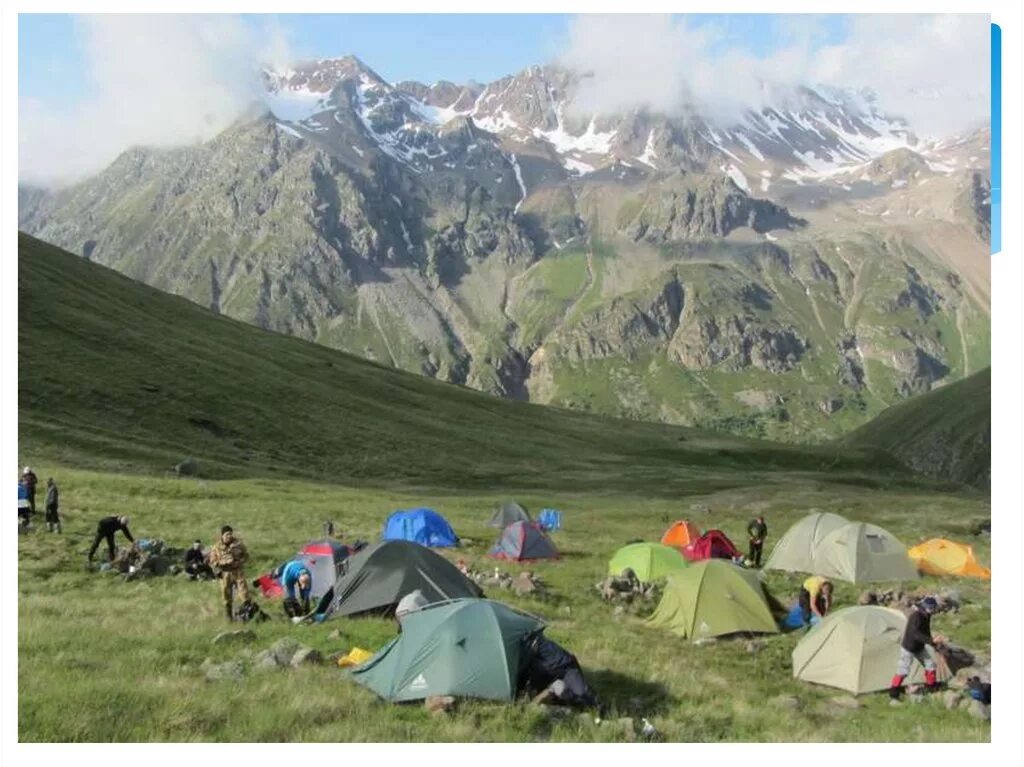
top-left (765, 512), bottom-right (918, 584)
top-left (792, 606), bottom-right (950, 694)
top-left (351, 599), bottom-right (545, 702)
top-left (608, 542), bottom-right (688, 583)
top-left (646, 560), bottom-right (779, 639)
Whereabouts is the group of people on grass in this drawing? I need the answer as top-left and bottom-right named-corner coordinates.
top-left (17, 467), bottom-right (61, 532)
top-left (20, 476), bottom-right (953, 710)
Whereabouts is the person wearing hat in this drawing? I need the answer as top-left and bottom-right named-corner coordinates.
top-left (87, 514), bottom-right (135, 563)
top-left (889, 596), bottom-right (947, 701)
top-left (208, 525), bottom-right (252, 622)
top-left (21, 467), bottom-right (38, 515)
top-left (275, 559), bottom-right (314, 618)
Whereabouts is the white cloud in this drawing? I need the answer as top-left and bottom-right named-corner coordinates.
top-left (19, 15), bottom-right (291, 188)
top-left (559, 14), bottom-right (990, 137)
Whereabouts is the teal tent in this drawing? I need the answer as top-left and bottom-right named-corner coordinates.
top-left (351, 599), bottom-right (544, 702)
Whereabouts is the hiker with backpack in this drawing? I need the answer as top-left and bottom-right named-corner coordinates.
top-left (44, 478), bottom-right (61, 533)
top-left (208, 525), bottom-right (254, 622)
top-left (890, 596), bottom-right (947, 701)
top-left (275, 559), bottom-right (313, 619)
top-left (87, 515), bottom-right (135, 563)
top-left (746, 515), bottom-right (768, 567)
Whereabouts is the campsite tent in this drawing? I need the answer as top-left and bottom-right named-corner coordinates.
top-left (489, 521), bottom-right (559, 561)
top-left (488, 501), bottom-right (532, 528)
top-left (321, 541), bottom-right (482, 618)
top-left (295, 539), bottom-right (351, 598)
top-left (682, 529), bottom-right (742, 562)
top-left (765, 512), bottom-right (918, 583)
top-left (908, 538), bottom-right (990, 579)
top-left (537, 508), bottom-right (562, 531)
top-left (647, 559), bottom-right (779, 639)
top-left (382, 508), bottom-right (458, 548)
top-left (661, 520), bottom-right (701, 549)
top-left (352, 598), bottom-right (545, 702)
top-left (792, 606), bottom-right (951, 694)
top-left (608, 542), bottom-right (688, 583)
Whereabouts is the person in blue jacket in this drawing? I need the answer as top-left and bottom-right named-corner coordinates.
top-left (275, 559), bottom-right (313, 618)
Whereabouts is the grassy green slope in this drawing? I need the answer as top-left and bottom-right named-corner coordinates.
top-left (841, 367), bottom-right (991, 489)
top-left (19, 232), bottom-right (904, 495)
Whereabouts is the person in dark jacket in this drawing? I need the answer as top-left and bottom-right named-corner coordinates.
top-left (87, 515), bottom-right (134, 563)
top-left (520, 632), bottom-right (599, 708)
top-left (889, 597), bottom-right (946, 700)
top-left (22, 467), bottom-right (38, 514)
top-left (184, 540), bottom-right (214, 580)
top-left (44, 478), bottom-right (61, 533)
top-left (747, 516), bottom-right (768, 567)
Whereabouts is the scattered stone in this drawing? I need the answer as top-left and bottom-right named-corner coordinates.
top-left (691, 503), bottom-right (711, 515)
top-left (829, 695), bottom-right (862, 710)
top-left (857, 590), bottom-right (878, 606)
top-left (290, 647), bottom-right (323, 667)
top-left (943, 691), bottom-right (962, 710)
top-left (203, 659), bottom-right (244, 682)
top-left (692, 637), bottom-right (718, 647)
top-left (425, 695), bottom-right (456, 715)
top-left (174, 457), bottom-right (200, 477)
top-left (327, 629), bottom-right (344, 641)
top-left (212, 629), bottom-right (256, 645)
top-left (613, 605), bottom-right (625, 617)
top-left (908, 692), bottom-right (927, 705)
top-left (771, 695), bottom-right (800, 710)
top-left (745, 640), bottom-right (765, 654)
top-left (560, 606), bottom-right (572, 618)
top-left (967, 700), bottom-right (990, 721)
top-left (270, 637), bottom-right (301, 666)
top-left (252, 650), bottom-right (280, 672)
top-left (513, 574), bottom-right (538, 596)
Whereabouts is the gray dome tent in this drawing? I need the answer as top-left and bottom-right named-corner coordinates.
top-left (487, 500), bottom-right (531, 528)
top-left (318, 540), bottom-right (482, 618)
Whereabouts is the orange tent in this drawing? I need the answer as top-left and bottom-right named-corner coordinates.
top-left (661, 520), bottom-right (702, 549)
top-left (908, 538), bottom-right (991, 579)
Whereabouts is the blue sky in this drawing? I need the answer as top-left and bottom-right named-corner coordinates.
top-left (19, 13), bottom-right (849, 109)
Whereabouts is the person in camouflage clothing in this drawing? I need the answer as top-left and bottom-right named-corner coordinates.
top-left (208, 525), bottom-right (252, 622)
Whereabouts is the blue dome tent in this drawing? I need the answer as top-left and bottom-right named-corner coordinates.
top-left (382, 508), bottom-right (459, 548)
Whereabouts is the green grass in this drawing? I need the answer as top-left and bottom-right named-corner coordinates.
top-left (17, 232), bottom-right (991, 742)
top-left (18, 468), bottom-right (991, 742)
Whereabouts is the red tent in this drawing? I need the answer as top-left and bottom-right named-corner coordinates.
top-left (682, 529), bottom-right (742, 562)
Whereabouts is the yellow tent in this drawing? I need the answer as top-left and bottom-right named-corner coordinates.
top-left (908, 538), bottom-right (990, 579)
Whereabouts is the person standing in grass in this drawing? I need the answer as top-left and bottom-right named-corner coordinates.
top-left (746, 515), bottom-right (768, 567)
top-left (889, 596), bottom-right (946, 701)
top-left (87, 515), bottom-right (134, 563)
top-left (208, 525), bottom-right (252, 622)
top-left (21, 467), bottom-right (38, 515)
top-left (44, 477), bottom-right (61, 533)
top-left (798, 575), bottom-right (833, 626)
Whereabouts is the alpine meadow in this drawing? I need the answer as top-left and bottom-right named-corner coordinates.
top-left (15, 12), bottom-right (994, 747)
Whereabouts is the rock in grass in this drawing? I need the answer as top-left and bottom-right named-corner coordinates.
top-left (425, 695), bottom-right (456, 715)
top-left (745, 640), bottom-right (764, 654)
top-left (204, 659), bottom-right (244, 682)
top-left (943, 691), bottom-right (962, 710)
top-left (252, 650), bottom-right (280, 671)
top-left (968, 700), bottom-right (990, 721)
top-left (212, 629), bottom-right (256, 645)
top-left (771, 694), bottom-right (800, 710)
top-left (290, 647), bottom-right (323, 666)
top-left (613, 717), bottom-right (637, 742)
top-left (270, 637), bottom-right (301, 666)
top-left (327, 629), bottom-right (344, 641)
top-left (829, 695), bottom-right (861, 710)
